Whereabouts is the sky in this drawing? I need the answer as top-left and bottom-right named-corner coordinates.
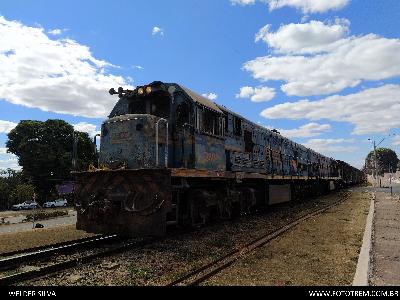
top-left (0, 0), bottom-right (399, 170)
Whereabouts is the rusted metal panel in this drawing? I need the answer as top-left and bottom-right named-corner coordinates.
top-left (194, 133), bottom-right (226, 171)
top-left (171, 168), bottom-right (228, 179)
top-left (74, 169), bottom-right (171, 237)
top-left (269, 184), bottom-right (291, 205)
top-left (169, 168), bottom-right (338, 181)
top-left (100, 114), bottom-right (168, 169)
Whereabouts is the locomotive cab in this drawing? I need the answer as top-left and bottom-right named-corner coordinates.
top-left (99, 83), bottom-right (171, 170)
top-left (100, 82), bottom-right (226, 172)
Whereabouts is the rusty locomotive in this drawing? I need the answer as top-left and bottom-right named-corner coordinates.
top-left (73, 81), bottom-right (365, 236)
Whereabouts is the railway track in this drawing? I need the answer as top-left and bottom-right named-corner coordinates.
top-left (0, 235), bottom-right (120, 271)
top-left (0, 235), bottom-right (152, 286)
top-left (0, 192), bottom-right (350, 286)
top-left (167, 192), bottom-right (350, 286)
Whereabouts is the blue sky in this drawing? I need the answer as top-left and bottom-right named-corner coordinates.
top-left (0, 0), bottom-right (399, 169)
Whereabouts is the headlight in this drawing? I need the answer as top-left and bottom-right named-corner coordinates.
top-left (146, 86), bottom-right (152, 94)
top-left (138, 88), bottom-right (144, 95)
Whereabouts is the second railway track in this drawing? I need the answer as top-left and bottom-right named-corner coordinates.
top-left (167, 192), bottom-right (350, 286)
top-left (0, 235), bottom-right (152, 286)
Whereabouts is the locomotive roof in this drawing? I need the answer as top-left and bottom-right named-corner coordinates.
top-left (178, 85), bottom-right (223, 114)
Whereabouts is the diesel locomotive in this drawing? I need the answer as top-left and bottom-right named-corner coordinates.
top-left (73, 81), bottom-right (365, 236)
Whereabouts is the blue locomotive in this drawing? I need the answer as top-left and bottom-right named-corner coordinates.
top-left (73, 81), bottom-right (364, 236)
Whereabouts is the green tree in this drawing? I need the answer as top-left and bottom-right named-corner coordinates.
top-left (6, 120), bottom-right (96, 202)
top-left (364, 148), bottom-right (399, 175)
top-left (9, 184), bottom-right (35, 205)
top-left (0, 169), bottom-right (26, 209)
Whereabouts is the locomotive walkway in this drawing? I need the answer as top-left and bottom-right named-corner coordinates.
top-left (369, 189), bottom-right (400, 285)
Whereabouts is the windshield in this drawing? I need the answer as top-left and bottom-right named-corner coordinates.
top-left (129, 92), bottom-right (170, 119)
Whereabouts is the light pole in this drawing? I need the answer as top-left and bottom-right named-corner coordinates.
top-left (72, 131), bottom-right (78, 171)
top-left (368, 133), bottom-right (396, 187)
top-left (368, 139), bottom-right (379, 187)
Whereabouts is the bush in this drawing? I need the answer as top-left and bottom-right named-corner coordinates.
top-left (24, 210), bottom-right (68, 222)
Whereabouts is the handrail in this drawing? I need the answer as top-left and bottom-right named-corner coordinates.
top-left (155, 118), bottom-right (169, 167)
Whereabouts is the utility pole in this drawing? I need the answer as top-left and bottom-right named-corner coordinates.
top-left (32, 192), bottom-right (36, 229)
top-left (368, 133), bottom-right (396, 188)
top-left (72, 131), bottom-right (78, 171)
top-left (368, 139), bottom-right (378, 187)
top-left (373, 140), bottom-right (377, 187)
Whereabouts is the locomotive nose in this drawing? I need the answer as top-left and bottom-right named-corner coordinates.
top-left (99, 114), bottom-right (168, 170)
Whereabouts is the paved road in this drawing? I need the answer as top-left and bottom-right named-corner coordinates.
top-left (367, 187), bottom-right (400, 286)
top-left (0, 212), bottom-right (77, 235)
top-left (361, 182), bottom-right (400, 196)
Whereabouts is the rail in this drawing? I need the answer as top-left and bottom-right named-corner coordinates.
top-left (0, 236), bottom-right (154, 286)
top-left (167, 191), bottom-right (350, 286)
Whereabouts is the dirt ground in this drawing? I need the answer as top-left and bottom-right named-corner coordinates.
top-left (0, 225), bottom-right (95, 255)
top-left (205, 188), bottom-right (372, 286)
top-left (23, 188), bottom-right (371, 286)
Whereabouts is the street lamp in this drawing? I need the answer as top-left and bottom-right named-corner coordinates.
top-left (368, 133), bottom-right (396, 187)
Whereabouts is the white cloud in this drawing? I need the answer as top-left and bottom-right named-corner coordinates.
top-left (73, 122), bottom-right (100, 137)
top-left (255, 20), bottom-right (349, 54)
top-left (277, 123), bottom-right (331, 138)
top-left (0, 16), bottom-right (131, 118)
top-left (230, 0), bottom-right (350, 13)
top-left (267, 0), bottom-right (350, 13)
top-left (236, 86), bottom-right (275, 102)
top-left (0, 120), bottom-right (17, 133)
top-left (201, 93), bottom-right (218, 100)
top-left (231, 0), bottom-right (256, 5)
top-left (0, 157), bottom-right (20, 170)
top-left (152, 26), bottom-right (164, 36)
top-left (0, 149), bottom-right (20, 170)
top-left (261, 84), bottom-right (400, 135)
top-left (132, 65), bottom-right (144, 70)
top-left (245, 21), bottom-right (400, 96)
top-left (303, 138), bottom-right (357, 153)
top-left (47, 28), bottom-right (66, 35)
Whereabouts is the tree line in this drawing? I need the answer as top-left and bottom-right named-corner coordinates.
top-left (363, 148), bottom-right (400, 175)
top-left (0, 119), bottom-right (96, 209)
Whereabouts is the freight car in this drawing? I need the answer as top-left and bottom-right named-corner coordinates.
top-left (73, 81), bottom-right (365, 236)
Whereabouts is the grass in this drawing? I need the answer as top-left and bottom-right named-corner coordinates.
top-left (0, 224), bottom-right (95, 254)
